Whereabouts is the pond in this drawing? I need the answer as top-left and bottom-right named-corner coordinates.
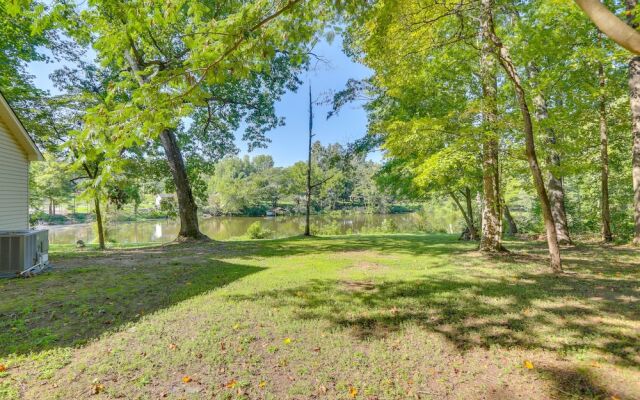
top-left (45, 212), bottom-right (457, 245)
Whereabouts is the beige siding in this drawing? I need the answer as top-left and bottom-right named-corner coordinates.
top-left (0, 118), bottom-right (29, 230)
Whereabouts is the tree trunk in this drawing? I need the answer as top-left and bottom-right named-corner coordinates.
top-left (487, 5), bottom-right (562, 272)
top-left (159, 128), bottom-right (207, 240)
top-left (530, 66), bottom-right (572, 245)
top-left (504, 204), bottom-right (518, 236)
top-left (94, 195), bottom-right (105, 250)
top-left (631, 57), bottom-right (640, 244)
top-left (574, 0), bottom-right (640, 54)
top-left (449, 189), bottom-right (478, 241)
top-left (599, 62), bottom-right (613, 242)
top-left (464, 187), bottom-right (479, 240)
top-left (626, 1), bottom-right (640, 244)
top-left (304, 86), bottom-right (313, 236)
top-left (479, 0), bottom-right (504, 252)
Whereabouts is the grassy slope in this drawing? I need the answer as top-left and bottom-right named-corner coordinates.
top-left (0, 234), bottom-right (638, 399)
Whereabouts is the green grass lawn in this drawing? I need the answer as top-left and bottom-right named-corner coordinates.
top-left (0, 234), bottom-right (638, 399)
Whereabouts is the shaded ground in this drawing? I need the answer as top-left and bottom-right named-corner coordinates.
top-left (0, 234), bottom-right (638, 399)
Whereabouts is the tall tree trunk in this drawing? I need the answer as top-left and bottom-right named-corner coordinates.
top-left (94, 195), bottom-right (105, 250)
top-left (479, 0), bottom-right (504, 252)
top-left (486, 6), bottom-right (563, 272)
top-left (529, 65), bottom-right (572, 245)
top-left (599, 62), bottom-right (613, 242)
top-left (159, 128), bottom-right (206, 240)
top-left (504, 204), bottom-right (518, 236)
top-left (632, 58), bottom-right (640, 244)
top-left (304, 86), bottom-right (313, 236)
top-left (626, 0), bottom-right (640, 244)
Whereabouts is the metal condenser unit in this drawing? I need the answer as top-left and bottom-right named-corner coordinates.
top-left (0, 230), bottom-right (49, 278)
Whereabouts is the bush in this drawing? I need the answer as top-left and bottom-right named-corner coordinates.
top-left (247, 221), bottom-right (271, 239)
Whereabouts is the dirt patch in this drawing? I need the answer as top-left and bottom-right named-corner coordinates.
top-left (340, 280), bottom-right (377, 292)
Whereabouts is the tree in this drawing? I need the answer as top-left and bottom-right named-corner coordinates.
top-left (66, 0), bottom-right (345, 240)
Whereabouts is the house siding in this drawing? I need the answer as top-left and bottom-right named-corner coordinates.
top-left (0, 118), bottom-right (29, 230)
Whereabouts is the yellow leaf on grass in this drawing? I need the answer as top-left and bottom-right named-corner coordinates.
top-left (233, 324), bottom-right (240, 330)
top-left (182, 376), bottom-right (192, 383)
top-left (524, 360), bottom-right (534, 369)
top-left (258, 380), bottom-right (267, 388)
top-left (225, 379), bottom-right (237, 389)
top-left (349, 386), bottom-right (358, 398)
top-left (283, 337), bottom-right (292, 344)
top-left (91, 383), bottom-right (104, 394)
top-left (168, 343), bottom-right (177, 350)
top-left (0, 364), bottom-right (6, 372)
top-left (611, 396), bottom-right (621, 400)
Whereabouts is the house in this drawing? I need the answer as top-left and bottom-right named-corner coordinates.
top-left (155, 193), bottom-right (176, 209)
top-left (0, 91), bottom-right (44, 230)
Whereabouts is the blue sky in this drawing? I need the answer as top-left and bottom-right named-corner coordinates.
top-left (27, 38), bottom-right (374, 167)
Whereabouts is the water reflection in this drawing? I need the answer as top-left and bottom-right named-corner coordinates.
top-left (46, 213), bottom-right (453, 245)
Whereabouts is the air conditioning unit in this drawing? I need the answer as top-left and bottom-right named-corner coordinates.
top-left (0, 230), bottom-right (49, 278)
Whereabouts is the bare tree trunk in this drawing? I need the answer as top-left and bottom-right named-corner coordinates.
top-left (159, 128), bottom-right (207, 240)
top-left (626, 0), bottom-right (640, 244)
top-left (486, 5), bottom-right (562, 272)
top-left (503, 204), bottom-right (518, 236)
top-left (304, 86), bottom-right (313, 236)
top-left (599, 62), bottom-right (613, 242)
top-left (94, 195), bottom-right (105, 250)
top-left (479, 0), bottom-right (504, 252)
top-left (529, 66), bottom-right (572, 245)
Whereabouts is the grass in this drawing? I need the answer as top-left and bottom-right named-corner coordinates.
top-left (0, 234), bottom-right (638, 399)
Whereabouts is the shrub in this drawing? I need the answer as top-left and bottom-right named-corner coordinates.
top-left (247, 221), bottom-right (271, 239)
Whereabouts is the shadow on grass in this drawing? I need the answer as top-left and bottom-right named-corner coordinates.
top-left (0, 259), bottom-right (264, 357)
top-left (229, 270), bottom-right (639, 368)
top-left (223, 233), bottom-right (476, 259)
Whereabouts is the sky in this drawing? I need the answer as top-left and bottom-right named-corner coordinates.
top-left (27, 38), bottom-right (375, 167)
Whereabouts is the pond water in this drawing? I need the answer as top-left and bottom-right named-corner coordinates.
top-left (45, 213), bottom-right (446, 245)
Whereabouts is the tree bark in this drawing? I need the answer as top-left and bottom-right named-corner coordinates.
top-left (94, 195), bottom-right (105, 250)
top-left (486, 5), bottom-right (563, 272)
top-left (503, 204), bottom-right (518, 236)
top-left (631, 57), bottom-right (640, 244)
top-left (529, 68), bottom-right (572, 245)
top-left (599, 62), bottom-right (613, 242)
top-left (574, 0), bottom-right (640, 54)
top-left (304, 86), bottom-right (313, 236)
top-left (628, 1), bottom-right (640, 244)
top-left (159, 128), bottom-right (206, 240)
top-left (479, 0), bottom-right (504, 252)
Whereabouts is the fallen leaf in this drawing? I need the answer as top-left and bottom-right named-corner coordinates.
top-left (182, 376), bottom-right (192, 383)
top-left (258, 381), bottom-right (267, 388)
top-left (0, 364), bottom-right (6, 372)
top-left (319, 385), bottom-right (328, 394)
top-left (233, 324), bottom-right (240, 330)
top-left (91, 383), bottom-right (104, 395)
top-left (349, 386), bottom-right (358, 398)
top-left (283, 337), bottom-right (292, 344)
top-left (225, 379), bottom-right (237, 389)
top-left (168, 343), bottom-right (177, 350)
top-left (524, 360), bottom-right (534, 369)
top-left (611, 397), bottom-right (621, 400)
